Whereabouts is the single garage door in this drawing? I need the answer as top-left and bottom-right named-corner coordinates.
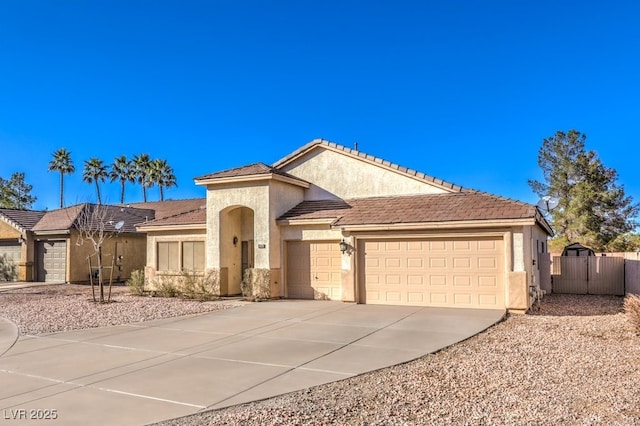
top-left (287, 241), bottom-right (342, 300)
top-left (361, 237), bottom-right (504, 308)
top-left (0, 241), bottom-right (21, 281)
top-left (37, 240), bottom-right (67, 282)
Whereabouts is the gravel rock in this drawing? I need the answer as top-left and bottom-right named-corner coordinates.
top-left (2, 287), bottom-right (639, 425)
top-left (0, 284), bottom-right (242, 335)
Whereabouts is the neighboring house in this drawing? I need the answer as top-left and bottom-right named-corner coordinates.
top-left (25, 204), bottom-right (153, 283)
top-left (140, 139), bottom-right (551, 313)
top-left (0, 208), bottom-right (46, 281)
top-left (1, 200), bottom-right (208, 284)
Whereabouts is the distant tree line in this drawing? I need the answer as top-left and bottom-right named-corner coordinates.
top-left (48, 148), bottom-right (177, 207)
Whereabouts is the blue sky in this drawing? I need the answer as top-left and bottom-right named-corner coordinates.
top-left (1, 1), bottom-right (639, 211)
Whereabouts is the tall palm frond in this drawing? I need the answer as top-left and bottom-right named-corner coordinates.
top-left (83, 157), bottom-right (108, 204)
top-left (48, 148), bottom-right (75, 208)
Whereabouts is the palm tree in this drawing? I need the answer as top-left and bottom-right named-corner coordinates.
top-left (150, 159), bottom-right (177, 201)
top-left (48, 148), bottom-right (75, 208)
top-left (109, 155), bottom-right (134, 204)
top-left (132, 153), bottom-right (152, 202)
top-left (83, 158), bottom-right (108, 204)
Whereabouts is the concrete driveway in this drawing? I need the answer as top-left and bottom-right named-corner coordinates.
top-left (0, 301), bottom-right (504, 425)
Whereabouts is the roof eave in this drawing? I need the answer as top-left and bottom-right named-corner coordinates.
top-left (136, 223), bottom-right (206, 232)
top-left (0, 215), bottom-right (25, 233)
top-left (33, 230), bottom-right (72, 236)
top-left (195, 173), bottom-right (310, 188)
top-left (276, 218), bottom-right (338, 226)
top-left (336, 218), bottom-right (540, 232)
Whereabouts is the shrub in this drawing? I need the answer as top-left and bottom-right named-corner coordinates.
top-left (241, 268), bottom-right (270, 301)
top-left (126, 269), bottom-right (146, 295)
top-left (154, 274), bottom-right (180, 298)
top-left (0, 254), bottom-right (18, 281)
top-left (181, 270), bottom-right (220, 301)
top-left (624, 294), bottom-right (640, 335)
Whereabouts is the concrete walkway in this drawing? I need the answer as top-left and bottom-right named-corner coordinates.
top-left (0, 301), bottom-right (504, 425)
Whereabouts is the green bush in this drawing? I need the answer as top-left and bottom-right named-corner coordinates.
top-left (624, 294), bottom-right (640, 335)
top-left (126, 269), bottom-right (146, 295)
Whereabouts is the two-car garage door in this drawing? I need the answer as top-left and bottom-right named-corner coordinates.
top-left (360, 237), bottom-right (505, 309)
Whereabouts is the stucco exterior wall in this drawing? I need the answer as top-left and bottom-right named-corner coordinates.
top-left (0, 220), bottom-right (20, 239)
top-left (205, 180), bottom-right (304, 296)
top-left (506, 224), bottom-right (550, 312)
top-left (144, 228), bottom-right (206, 279)
top-left (67, 232), bottom-right (146, 283)
top-left (279, 147), bottom-right (450, 200)
top-left (206, 182), bottom-right (271, 270)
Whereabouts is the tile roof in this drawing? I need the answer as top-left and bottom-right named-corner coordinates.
top-left (278, 192), bottom-right (540, 226)
top-left (32, 205), bottom-right (84, 231)
top-left (194, 162), bottom-right (308, 184)
top-left (123, 198), bottom-right (206, 222)
top-left (32, 204), bottom-right (155, 233)
top-left (273, 139), bottom-right (467, 193)
top-left (0, 209), bottom-right (47, 231)
top-left (137, 205), bottom-right (206, 227)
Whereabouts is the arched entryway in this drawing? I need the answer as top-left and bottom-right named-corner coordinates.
top-left (219, 206), bottom-right (254, 295)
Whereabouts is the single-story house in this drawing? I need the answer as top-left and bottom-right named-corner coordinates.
top-left (142, 139), bottom-right (552, 312)
top-left (0, 208), bottom-right (46, 281)
top-left (0, 200), bottom-right (209, 284)
top-left (0, 204), bottom-right (156, 283)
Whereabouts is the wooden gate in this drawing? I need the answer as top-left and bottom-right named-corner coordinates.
top-left (551, 256), bottom-right (624, 295)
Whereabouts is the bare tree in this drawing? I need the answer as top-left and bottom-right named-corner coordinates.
top-left (73, 204), bottom-right (122, 302)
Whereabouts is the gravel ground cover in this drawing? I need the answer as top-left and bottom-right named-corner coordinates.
top-left (2, 286), bottom-right (639, 425)
top-left (0, 284), bottom-right (242, 335)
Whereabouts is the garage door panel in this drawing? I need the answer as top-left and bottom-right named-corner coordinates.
top-left (430, 275), bottom-right (446, 286)
top-left (478, 257), bottom-right (497, 268)
top-left (429, 241), bottom-right (446, 251)
top-left (453, 257), bottom-right (471, 268)
top-left (479, 294), bottom-right (498, 305)
top-left (362, 237), bottom-right (504, 309)
top-left (479, 276), bottom-right (498, 287)
top-left (430, 293), bottom-right (447, 304)
top-left (453, 276), bottom-right (471, 287)
top-left (407, 241), bottom-right (423, 251)
top-left (430, 257), bottom-right (446, 268)
top-left (407, 292), bottom-right (424, 303)
top-left (407, 275), bottom-right (425, 286)
top-left (453, 240), bottom-right (470, 250)
top-left (454, 293), bottom-right (473, 305)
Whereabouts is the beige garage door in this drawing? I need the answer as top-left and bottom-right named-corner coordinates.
top-left (287, 241), bottom-right (342, 300)
top-left (361, 237), bottom-right (504, 308)
top-left (37, 240), bottom-right (67, 282)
